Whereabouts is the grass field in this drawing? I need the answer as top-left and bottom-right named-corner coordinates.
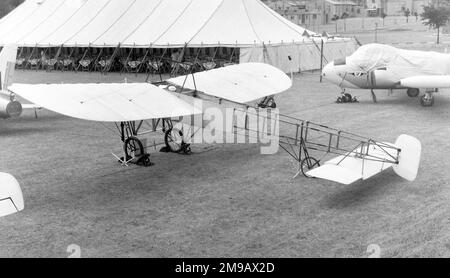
top-left (0, 67), bottom-right (449, 258)
top-left (2, 26), bottom-right (450, 258)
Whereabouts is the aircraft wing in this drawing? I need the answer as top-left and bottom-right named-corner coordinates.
top-left (167, 63), bottom-right (292, 104)
top-left (9, 83), bottom-right (201, 122)
top-left (21, 103), bottom-right (41, 110)
top-left (400, 75), bottom-right (450, 88)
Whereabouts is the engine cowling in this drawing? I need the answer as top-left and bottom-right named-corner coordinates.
top-left (370, 69), bottom-right (402, 89)
top-left (0, 96), bottom-right (22, 119)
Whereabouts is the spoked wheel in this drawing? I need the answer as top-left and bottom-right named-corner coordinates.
top-left (165, 128), bottom-right (188, 153)
top-left (259, 97), bottom-right (277, 109)
top-left (420, 94), bottom-right (435, 107)
top-left (300, 157), bottom-right (321, 178)
top-left (124, 137), bottom-right (145, 160)
top-left (265, 97), bottom-right (277, 109)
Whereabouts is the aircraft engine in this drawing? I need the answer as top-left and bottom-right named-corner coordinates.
top-left (370, 69), bottom-right (401, 89)
top-left (0, 95), bottom-right (22, 119)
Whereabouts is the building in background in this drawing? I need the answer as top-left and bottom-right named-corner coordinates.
top-left (263, 0), bottom-right (365, 26)
top-left (371, 0), bottom-right (431, 16)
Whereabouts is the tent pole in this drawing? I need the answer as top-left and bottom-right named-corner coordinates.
top-left (105, 44), bottom-right (120, 74)
top-left (26, 45), bottom-right (37, 70)
top-left (92, 46), bottom-right (104, 72)
top-left (319, 39), bottom-right (324, 82)
top-left (121, 46), bottom-right (134, 75)
top-left (138, 46), bottom-right (151, 74)
top-left (76, 46), bottom-right (90, 72)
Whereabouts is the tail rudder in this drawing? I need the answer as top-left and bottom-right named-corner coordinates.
top-left (393, 135), bottom-right (422, 182)
top-left (0, 44), bottom-right (18, 91)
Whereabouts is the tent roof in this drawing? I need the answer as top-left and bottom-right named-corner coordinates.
top-left (0, 0), bottom-right (318, 48)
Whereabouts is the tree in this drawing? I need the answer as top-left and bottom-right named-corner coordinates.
top-left (404, 8), bottom-right (411, 23)
top-left (381, 11), bottom-right (387, 26)
top-left (421, 5), bottom-right (450, 44)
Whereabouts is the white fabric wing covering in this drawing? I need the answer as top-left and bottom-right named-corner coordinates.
top-left (307, 143), bottom-right (398, 185)
top-left (168, 63), bottom-right (292, 104)
top-left (10, 83), bottom-right (201, 122)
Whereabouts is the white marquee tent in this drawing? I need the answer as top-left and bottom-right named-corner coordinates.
top-left (0, 0), bottom-right (358, 72)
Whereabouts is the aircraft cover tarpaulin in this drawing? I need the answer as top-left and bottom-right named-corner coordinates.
top-left (0, 0), bottom-right (315, 47)
top-left (346, 44), bottom-right (450, 78)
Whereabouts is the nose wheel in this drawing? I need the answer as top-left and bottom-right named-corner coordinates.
top-left (337, 90), bottom-right (358, 104)
top-left (420, 92), bottom-right (435, 107)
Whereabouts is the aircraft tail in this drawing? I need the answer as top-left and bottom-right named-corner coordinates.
top-left (0, 44), bottom-right (18, 91)
top-left (393, 135), bottom-right (422, 182)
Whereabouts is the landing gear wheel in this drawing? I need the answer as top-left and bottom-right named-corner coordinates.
top-left (137, 154), bottom-right (153, 167)
top-left (265, 97), bottom-right (277, 109)
top-left (124, 137), bottom-right (145, 159)
top-left (407, 88), bottom-right (420, 98)
top-left (258, 97), bottom-right (277, 109)
top-left (420, 95), bottom-right (435, 107)
top-left (300, 157), bottom-right (320, 178)
top-left (343, 93), bottom-right (353, 103)
top-left (165, 128), bottom-right (190, 153)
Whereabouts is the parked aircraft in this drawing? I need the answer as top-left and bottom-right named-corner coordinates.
top-left (322, 43), bottom-right (450, 107)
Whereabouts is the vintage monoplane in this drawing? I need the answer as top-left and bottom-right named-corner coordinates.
top-left (8, 61), bottom-right (422, 187)
top-left (322, 43), bottom-right (450, 107)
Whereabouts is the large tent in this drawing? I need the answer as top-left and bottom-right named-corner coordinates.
top-left (0, 0), bottom-right (358, 72)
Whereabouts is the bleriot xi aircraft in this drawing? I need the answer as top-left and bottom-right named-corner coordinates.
top-left (322, 43), bottom-right (450, 107)
top-left (0, 45), bottom-right (39, 119)
top-left (3, 52), bottom-right (420, 190)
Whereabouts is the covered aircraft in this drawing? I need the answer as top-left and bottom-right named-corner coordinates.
top-left (322, 43), bottom-right (450, 107)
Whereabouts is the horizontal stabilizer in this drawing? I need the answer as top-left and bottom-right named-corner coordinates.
top-left (307, 143), bottom-right (400, 185)
top-left (21, 104), bottom-right (41, 110)
top-left (10, 83), bottom-right (202, 122)
top-left (400, 75), bottom-right (450, 88)
top-left (168, 63), bottom-right (292, 104)
top-left (307, 164), bottom-right (362, 185)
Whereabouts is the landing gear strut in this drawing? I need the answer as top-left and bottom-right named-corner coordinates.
top-left (371, 89), bottom-right (378, 103)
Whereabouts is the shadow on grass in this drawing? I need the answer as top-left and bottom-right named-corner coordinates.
top-left (321, 172), bottom-right (403, 210)
top-left (0, 126), bottom-right (56, 137)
